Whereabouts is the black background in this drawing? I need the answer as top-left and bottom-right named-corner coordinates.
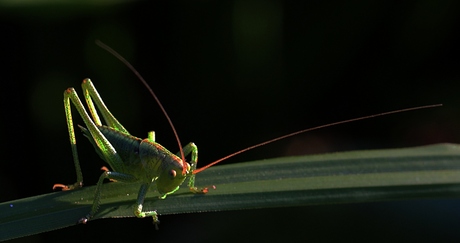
top-left (1, 1), bottom-right (460, 242)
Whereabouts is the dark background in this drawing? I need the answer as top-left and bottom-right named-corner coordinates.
top-left (1, 1), bottom-right (460, 242)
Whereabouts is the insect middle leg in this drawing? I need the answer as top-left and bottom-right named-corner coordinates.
top-left (81, 166), bottom-right (161, 227)
top-left (79, 170), bottom-right (139, 224)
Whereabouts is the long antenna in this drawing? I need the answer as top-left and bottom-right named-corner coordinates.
top-left (95, 40), bottom-right (187, 174)
top-left (193, 104), bottom-right (442, 174)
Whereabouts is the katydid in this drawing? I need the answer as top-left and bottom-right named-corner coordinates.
top-left (53, 41), bottom-right (442, 227)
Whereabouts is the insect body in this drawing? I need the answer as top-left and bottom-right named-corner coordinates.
top-left (53, 79), bottom-right (207, 226)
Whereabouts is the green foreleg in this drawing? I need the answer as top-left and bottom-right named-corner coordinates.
top-left (177, 142), bottom-right (198, 172)
top-left (174, 143), bottom-right (206, 193)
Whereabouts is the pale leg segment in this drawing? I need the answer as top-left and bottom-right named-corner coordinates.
top-left (175, 143), bottom-right (207, 193)
top-left (79, 170), bottom-right (138, 224)
top-left (134, 183), bottom-right (160, 229)
top-left (54, 79), bottom-right (130, 190)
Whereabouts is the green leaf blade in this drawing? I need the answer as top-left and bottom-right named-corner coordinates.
top-left (2, 143), bottom-right (460, 241)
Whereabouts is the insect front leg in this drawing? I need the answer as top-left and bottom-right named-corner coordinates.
top-left (146, 132), bottom-right (205, 193)
top-left (176, 143), bottom-right (208, 193)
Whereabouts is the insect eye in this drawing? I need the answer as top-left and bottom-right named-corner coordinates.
top-left (169, 170), bottom-right (177, 178)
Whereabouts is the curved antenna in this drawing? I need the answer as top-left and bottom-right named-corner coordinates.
top-left (193, 104), bottom-right (442, 174)
top-left (95, 40), bottom-right (187, 174)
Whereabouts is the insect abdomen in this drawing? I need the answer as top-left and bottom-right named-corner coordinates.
top-left (79, 125), bottom-right (142, 172)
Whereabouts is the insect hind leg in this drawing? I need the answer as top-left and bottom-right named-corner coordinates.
top-left (81, 79), bottom-right (129, 134)
top-left (54, 83), bottom-right (126, 191)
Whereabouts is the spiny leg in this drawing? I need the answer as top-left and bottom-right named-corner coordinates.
top-left (81, 78), bottom-right (129, 134)
top-left (53, 88), bottom-right (88, 190)
top-left (98, 160), bottom-right (160, 227)
top-left (54, 84), bottom-right (126, 190)
top-left (147, 132), bottom-right (204, 192)
top-left (135, 183), bottom-right (160, 229)
top-left (148, 132), bottom-right (206, 194)
top-left (174, 143), bottom-right (207, 193)
top-left (79, 170), bottom-right (138, 224)
top-left (179, 142), bottom-right (198, 172)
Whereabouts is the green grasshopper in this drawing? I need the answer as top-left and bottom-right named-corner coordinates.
top-left (53, 41), bottom-right (441, 227)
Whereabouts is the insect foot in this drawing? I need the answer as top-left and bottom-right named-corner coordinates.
top-left (52, 182), bottom-right (83, 191)
top-left (78, 217), bottom-right (89, 224)
top-left (189, 186), bottom-right (214, 194)
top-left (153, 217), bottom-right (160, 230)
top-left (135, 205), bottom-right (160, 229)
